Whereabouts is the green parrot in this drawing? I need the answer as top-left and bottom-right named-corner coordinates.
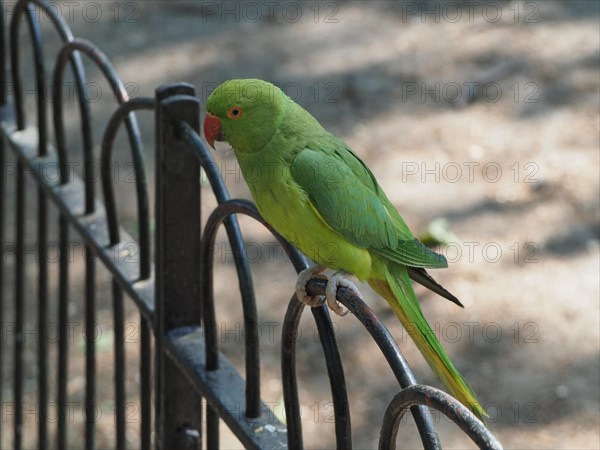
top-left (204, 79), bottom-right (487, 422)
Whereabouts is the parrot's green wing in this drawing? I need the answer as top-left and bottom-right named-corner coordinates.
top-left (290, 145), bottom-right (447, 269)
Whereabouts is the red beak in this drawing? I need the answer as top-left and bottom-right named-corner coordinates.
top-left (203, 112), bottom-right (222, 149)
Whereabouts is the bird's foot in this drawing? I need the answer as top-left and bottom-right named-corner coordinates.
top-left (325, 271), bottom-right (362, 317)
top-left (295, 266), bottom-right (328, 308)
top-left (296, 268), bottom-right (361, 317)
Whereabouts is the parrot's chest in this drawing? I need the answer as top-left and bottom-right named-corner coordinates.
top-left (245, 172), bottom-right (371, 279)
top-left (249, 174), bottom-right (317, 244)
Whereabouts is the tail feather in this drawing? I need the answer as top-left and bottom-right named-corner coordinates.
top-left (407, 266), bottom-right (463, 308)
top-left (369, 264), bottom-right (488, 423)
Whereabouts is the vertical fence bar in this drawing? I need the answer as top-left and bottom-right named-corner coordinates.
top-left (140, 317), bottom-right (152, 449)
top-left (57, 215), bottom-right (69, 449)
top-left (37, 183), bottom-right (48, 450)
top-left (0, 130), bottom-right (5, 450)
top-left (0, 28), bottom-right (5, 450)
top-left (0, 0), bottom-right (6, 421)
top-left (282, 298), bottom-right (305, 450)
top-left (112, 282), bottom-right (126, 450)
top-left (155, 84), bottom-right (202, 450)
top-left (312, 307), bottom-right (352, 449)
top-left (85, 243), bottom-right (96, 450)
top-left (14, 159), bottom-right (25, 450)
top-left (0, 0), bottom-right (5, 105)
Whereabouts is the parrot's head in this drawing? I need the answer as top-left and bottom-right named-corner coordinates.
top-left (204, 79), bottom-right (285, 154)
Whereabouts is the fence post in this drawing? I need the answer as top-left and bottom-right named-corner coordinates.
top-left (155, 83), bottom-right (203, 450)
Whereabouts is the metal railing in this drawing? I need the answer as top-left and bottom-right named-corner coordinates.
top-left (0, 1), bottom-right (502, 448)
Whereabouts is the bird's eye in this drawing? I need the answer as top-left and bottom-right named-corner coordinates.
top-left (227, 106), bottom-right (243, 120)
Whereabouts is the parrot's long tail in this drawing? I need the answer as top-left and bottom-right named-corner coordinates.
top-left (368, 262), bottom-right (488, 423)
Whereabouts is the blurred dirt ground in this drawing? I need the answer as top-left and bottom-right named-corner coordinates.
top-left (0, 1), bottom-right (599, 449)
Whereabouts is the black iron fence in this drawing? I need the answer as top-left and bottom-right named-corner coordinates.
top-left (0, 1), bottom-right (502, 448)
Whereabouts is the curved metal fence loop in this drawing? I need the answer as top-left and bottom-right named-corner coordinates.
top-left (379, 384), bottom-right (502, 450)
top-left (199, 199), bottom-right (245, 371)
top-left (11, 5), bottom-right (45, 152)
top-left (100, 97), bottom-right (155, 278)
top-left (9, 0), bottom-right (90, 158)
top-left (52, 38), bottom-right (140, 214)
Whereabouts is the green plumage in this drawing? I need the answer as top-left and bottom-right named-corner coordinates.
top-left (206, 79), bottom-right (487, 421)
